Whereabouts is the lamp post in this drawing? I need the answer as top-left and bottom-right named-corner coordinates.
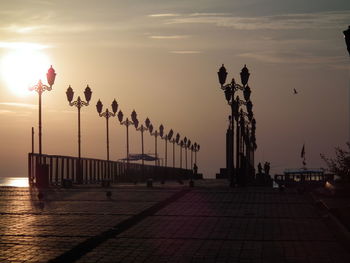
top-left (190, 145), bottom-right (194, 170)
top-left (183, 137), bottom-right (188, 169)
top-left (96, 99), bottom-right (118, 161)
top-left (344, 26), bottom-right (350, 56)
top-left (130, 110), bottom-right (149, 168)
top-left (217, 64), bottom-right (251, 187)
top-left (159, 124), bottom-right (170, 167)
top-left (184, 138), bottom-right (191, 170)
top-left (66, 85), bottom-right (92, 159)
top-left (193, 143), bottom-right (200, 165)
top-left (147, 123), bottom-right (159, 166)
top-left (178, 140), bottom-right (184, 169)
top-left (170, 133), bottom-right (180, 168)
top-left (29, 65), bottom-right (56, 157)
top-left (117, 110), bottom-right (135, 169)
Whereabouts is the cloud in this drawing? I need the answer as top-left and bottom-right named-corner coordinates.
top-left (150, 35), bottom-right (189, 39)
top-left (148, 14), bottom-right (180, 17)
top-left (160, 11), bottom-right (350, 31)
top-left (238, 51), bottom-right (345, 65)
top-left (170, 51), bottom-right (201, 54)
top-left (0, 102), bottom-right (37, 109)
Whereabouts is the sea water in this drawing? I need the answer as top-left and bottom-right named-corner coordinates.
top-left (0, 177), bottom-right (29, 187)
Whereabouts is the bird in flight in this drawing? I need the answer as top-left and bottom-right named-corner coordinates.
top-left (293, 88), bottom-right (298, 94)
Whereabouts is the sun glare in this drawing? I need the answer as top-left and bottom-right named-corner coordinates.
top-left (0, 46), bottom-right (50, 97)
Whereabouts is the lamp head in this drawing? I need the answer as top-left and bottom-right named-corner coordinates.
top-left (224, 87), bottom-right (232, 102)
top-left (111, 99), bottom-right (118, 114)
top-left (175, 133), bottom-right (180, 144)
top-left (66, 86), bottom-right (74, 103)
top-left (145, 117), bottom-right (151, 128)
top-left (131, 110), bottom-right (137, 123)
top-left (240, 64), bottom-right (250, 86)
top-left (84, 85), bottom-right (92, 102)
top-left (243, 85), bottom-right (251, 101)
top-left (217, 64), bottom-right (228, 86)
top-left (117, 110), bottom-right (123, 122)
top-left (46, 65), bottom-right (56, 87)
top-left (159, 124), bottom-right (164, 138)
top-left (149, 124), bottom-right (153, 133)
top-left (168, 129), bottom-right (174, 140)
top-left (96, 99), bottom-right (103, 114)
top-left (134, 118), bottom-right (139, 128)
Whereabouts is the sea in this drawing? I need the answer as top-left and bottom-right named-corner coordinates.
top-left (0, 177), bottom-right (29, 187)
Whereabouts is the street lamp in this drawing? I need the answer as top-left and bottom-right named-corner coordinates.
top-left (130, 110), bottom-right (149, 168)
top-left (193, 143), bottom-right (200, 165)
top-left (159, 124), bottom-right (169, 167)
top-left (169, 132), bottom-right (180, 168)
top-left (184, 138), bottom-right (191, 170)
top-left (217, 64), bottom-right (251, 187)
top-left (178, 140), bottom-right (184, 168)
top-left (29, 65), bottom-right (56, 156)
top-left (147, 122), bottom-right (159, 166)
top-left (96, 99), bottom-right (118, 161)
top-left (66, 85), bottom-right (92, 159)
top-left (183, 137), bottom-right (188, 169)
top-left (117, 110), bottom-right (135, 168)
top-left (344, 25), bottom-right (350, 56)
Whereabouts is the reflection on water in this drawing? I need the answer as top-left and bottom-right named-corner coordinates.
top-left (0, 177), bottom-right (29, 187)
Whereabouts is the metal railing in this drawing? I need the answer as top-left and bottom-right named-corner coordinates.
top-left (28, 153), bottom-right (192, 186)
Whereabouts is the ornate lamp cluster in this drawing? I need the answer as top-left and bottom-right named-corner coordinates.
top-left (217, 64), bottom-right (257, 186)
top-left (93, 100), bottom-right (200, 174)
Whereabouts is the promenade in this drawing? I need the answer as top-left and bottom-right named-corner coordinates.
top-left (0, 180), bottom-right (349, 262)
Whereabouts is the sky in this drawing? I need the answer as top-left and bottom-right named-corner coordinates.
top-left (0, 0), bottom-right (349, 178)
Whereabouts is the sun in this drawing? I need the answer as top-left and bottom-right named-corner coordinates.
top-left (0, 47), bottom-right (51, 97)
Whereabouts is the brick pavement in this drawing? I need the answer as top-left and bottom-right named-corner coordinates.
top-left (1, 180), bottom-right (350, 262)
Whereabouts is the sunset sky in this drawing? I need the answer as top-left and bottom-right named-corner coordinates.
top-left (0, 0), bottom-right (349, 178)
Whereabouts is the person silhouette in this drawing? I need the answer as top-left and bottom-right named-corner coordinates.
top-left (264, 162), bottom-right (269, 175)
top-left (257, 162), bottom-right (262, 175)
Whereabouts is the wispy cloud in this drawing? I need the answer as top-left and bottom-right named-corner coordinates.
top-left (0, 102), bottom-right (37, 109)
top-left (148, 13), bottom-right (180, 17)
top-left (160, 11), bottom-right (350, 30)
top-left (170, 51), bottom-right (201, 54)
top-left (150, 35), bottom-right (189, 39)
top-left (238, 51), bottom-right (344, 65)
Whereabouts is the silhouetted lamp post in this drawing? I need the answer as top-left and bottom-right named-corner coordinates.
top-left (170, 133), bottom-right (180, 168)
top-left (182, 137), bottom-right (188, 169)
top-left (130, 110), bottom-right (149, 168)
top-left (178, 140), bottom-right (184, 169)
top-left (344, 26), bottom-right (350, 56)
top-left (96, 99), bottom-right (118, 161)
top-left (147, 122), bottom-right (159, 166)
top-left (166, 129), bottom-right (174, 167)
top-left (217, 64), bottom-right (250, 187)
top-left (159, 124), bottom-right (168, 167)
top-left (117, 110), bottom-right (135, 166)
top-left (193, 143), bottom-right (200, 165)
top-left (66, 85), bottom-right (92, 159)
top-left (29, 65), bottom-right (56, 156)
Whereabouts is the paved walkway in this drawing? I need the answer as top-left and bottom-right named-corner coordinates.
top-left (0, 180), bottom-right (349, 262)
